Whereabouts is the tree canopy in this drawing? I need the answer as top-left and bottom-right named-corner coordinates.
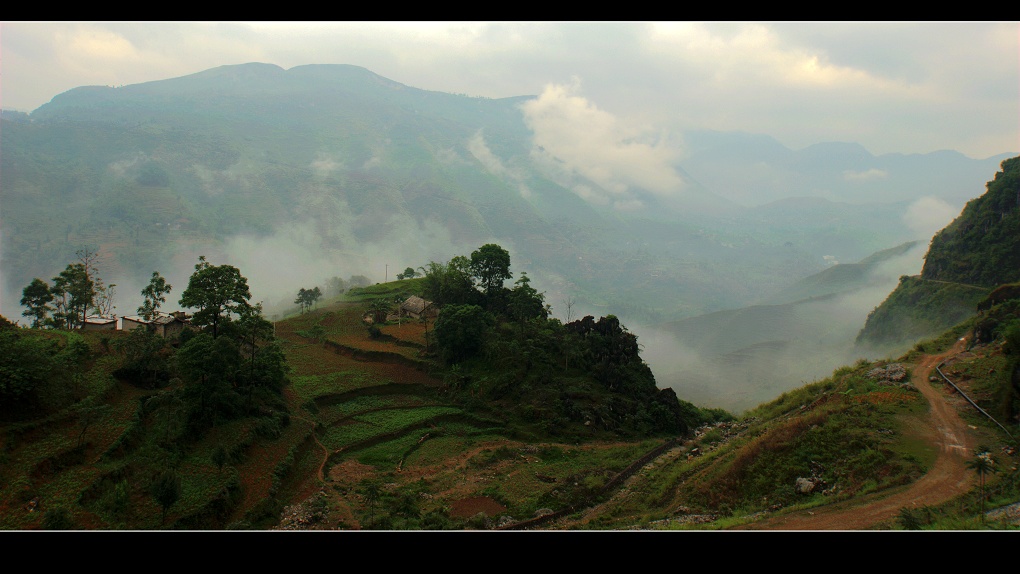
top-left (295, 286), bottom-right (322, 313)
top-left (178, 256), bottom-right (252, 338)
top-left (139, 271), bottom-right (172, 321)
top-left (470, 243), bottom-right (512, 297)
top-left (21, 278), bottom-right (54, 328)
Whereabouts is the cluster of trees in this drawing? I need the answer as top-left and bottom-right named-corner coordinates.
top-left (11, 253), bottom-right (291, 434)
top-left (419, 244), bottom-right (710, 437)
top-left (19, 247), bottom-right (178, 330)
top-left (20, 247), bottom-right (115, 329)
top-left (294, 286), bottom-right (322, 313)
top-left (396, 267), bottom-right (420, 280)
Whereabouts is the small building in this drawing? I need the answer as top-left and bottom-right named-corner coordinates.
top-left (399, 295), bottom-right (435, 319)
top-left (122, 311), bottom-right (191, 337)
top-left (83, 315), bottom-right (117, 331)
top-left (121, 315), bottom-right (150, 332)
top-left (152, 311), bottom-right (190, 337)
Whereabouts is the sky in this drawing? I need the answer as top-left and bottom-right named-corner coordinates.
top-left (1, 21), bottom-right (1018, 160)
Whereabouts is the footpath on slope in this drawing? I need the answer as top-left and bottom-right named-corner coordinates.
top-left (734, 338), bottom-right (976, 530)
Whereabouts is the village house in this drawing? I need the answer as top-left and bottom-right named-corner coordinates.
top-left (121, 311), bottom-right (191, 337)
top-left (399, 295), bottom-right (436, 319)
top-left (82, 315), bottom-right (118, 331)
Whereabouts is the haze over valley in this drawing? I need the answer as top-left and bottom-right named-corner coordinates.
top-left (3, 22), bottom-right (1018, 414)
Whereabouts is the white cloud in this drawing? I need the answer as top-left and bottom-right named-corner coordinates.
top-left (520, 80), bottom-right (686, 207)
top-left (843, 168), bottom-right (888, 182)
top-left (310, 155), bottom-right (342, 176)
top-left (903, 196), bottom-right (960, 240)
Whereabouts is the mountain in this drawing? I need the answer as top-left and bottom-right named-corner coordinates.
top-left (679, 129), bottom-right (1012, 207)
top-left (856, 155), bottom-right (1020, 355)
top-left (2, 63), bottom-right (1006, 332)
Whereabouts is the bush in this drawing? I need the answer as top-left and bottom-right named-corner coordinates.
top-left (41, 507), bottom-right (75, 530)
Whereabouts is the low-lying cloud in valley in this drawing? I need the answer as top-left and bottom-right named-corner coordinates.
top-left (521, 80), bottom-right (687, 210)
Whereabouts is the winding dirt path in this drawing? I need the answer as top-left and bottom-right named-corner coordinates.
top-left (735, 339), bottom-right (976, 530)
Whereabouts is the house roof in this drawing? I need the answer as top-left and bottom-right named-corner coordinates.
top-left (84, 315), bottom-right (117, 325)
top-left (123, 312), bottom-right (188, 325)
top-left (400, 295), bottom-right (432, 314)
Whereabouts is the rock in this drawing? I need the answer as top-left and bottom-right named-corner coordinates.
top-left (795, 477), bottom-right (818, 494)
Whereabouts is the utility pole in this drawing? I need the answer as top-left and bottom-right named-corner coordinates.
top-left (385, 264), bottom-right (388, 283)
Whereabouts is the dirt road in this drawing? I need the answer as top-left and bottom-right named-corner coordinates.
top-left (736, 339), bottom-right (976, 530)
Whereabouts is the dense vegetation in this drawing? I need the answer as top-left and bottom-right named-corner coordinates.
top-left (856, 155), bottom-right (1020, 354)
top-left (413, 244), bottom-right (729, 439)
top-left (4, 258), bottom-right (1020, 529)
top-left (1, 255), bottom-right (290, 529)
top-left (923, 156), bottom-right (1020, 287)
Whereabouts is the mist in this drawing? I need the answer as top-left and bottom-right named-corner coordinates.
top-left (634, 240), bottom-right (929, 414)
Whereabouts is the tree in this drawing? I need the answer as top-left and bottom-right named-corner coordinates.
top-left (21, 278), bottom-right (54, 328)
top-left (139, 271), bottom-right (172, 321)
top-left (234, 302), bottom-right (286, 405)
top-left (508, 273), bottom-right (547, 321)
top-left (151, 469), bottom-right (182, 525)
top-left (51, 263), bottom-right (93, 329)
top-left (76, 246), bottom-right (115, 317)
top-left (295, 288), bottom-right (310, 313)
top-left (966, 450), bottom-right (998, 519)
top-left (295, 287), bottom-right (322, 313)
top-left (91, 277), bottom-right (117, 318)
top-left (470, 243), bottom-right (512, 297)
top-left (433, 304), bottom-right (494, 364)
top-left (178, 256), bottom-right (251, 338)
top-left (397, 267), bottom-right (418, 280)
top-left (115, 327), bottom-right (170, 389)
top-left (0, 327), bottom-right (61, 410)
top-left (420, 256), bottom-right (479, 308)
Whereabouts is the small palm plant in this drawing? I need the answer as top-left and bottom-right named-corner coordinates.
top-left (966, 450), bottom-right (998, 520)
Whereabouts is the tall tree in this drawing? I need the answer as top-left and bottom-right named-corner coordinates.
top-left (966, 450), bottom-right (998, 519)
top-left (51, 263), bottom-right (93, 329)
top-left (234, 302), bottom-right (286, 405)
top-left (178, 256), bottom-right (251, 338)
top-left (508, 272), bottom-right (547, 339)
top-left (470, 243), bottom-right (512, 297)
top-left (21, 278), bottom-right (55, 328)
top-left (139, 271), bottom-right (172, 321)
top-left (91, 277), bottom-right (117, 318)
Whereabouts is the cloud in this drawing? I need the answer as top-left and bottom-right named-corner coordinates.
top-left (520, 80), bottom-right (686, 209)
top-left (467, 130), bottom-right (511, 177)
top-left (903, 196), bottom-right (960, 240)
top-left (467, 130), bottom-right (532, 198)
top-left (310, 155), bottom-right (343, 176)
top-left (843, 168), bottom-right (888, 182)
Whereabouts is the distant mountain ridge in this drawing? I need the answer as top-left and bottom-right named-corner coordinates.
top-left (679, 129), bottom-right (1012, 207)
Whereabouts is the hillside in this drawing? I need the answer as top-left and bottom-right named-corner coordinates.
top-left (4, 266), bottom-right (1020, 531)
top-left (857, 155), bottom-right (1020, 355)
